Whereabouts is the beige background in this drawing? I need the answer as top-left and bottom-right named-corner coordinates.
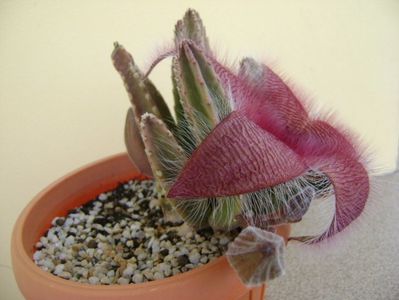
top-left (1, 1), bottom-right (398, 299)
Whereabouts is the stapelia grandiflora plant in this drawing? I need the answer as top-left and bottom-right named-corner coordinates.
top-left (111, 9), bottom-right (370, 286)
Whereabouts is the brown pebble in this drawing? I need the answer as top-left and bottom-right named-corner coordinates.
top-left (87, 240), bottom-right (98, 249)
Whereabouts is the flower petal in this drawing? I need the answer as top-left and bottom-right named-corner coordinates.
top-left (168, 111), bottom-right (306, 199)
top-left (291, 154), bottom-right (369, 243)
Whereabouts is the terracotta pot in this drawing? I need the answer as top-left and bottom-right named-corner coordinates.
top-left (11, 153), bottom-right (290, 300)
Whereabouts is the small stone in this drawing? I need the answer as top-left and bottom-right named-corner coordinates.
top-left (142, 270), bottom-right (153, 280)
top-left (122, 265), bottom-right (135, 278)
top-left (137, 253), bottom-right (147, 261)
top-left (122, 229), bottom-right (131, 239)
top-left (107, 270), bottom-right (115, 278)
top-left (132, 273), bottom-right (143, 283)
top-left (153, 272), bottom-right (164, 280)
top-left (33, 251), bottom-right (42, 261)
top-left (177, 255), bottom-right (189, 267)
top-left (117, 277), bottom-right (130, 285)
top-left (159, 249), bottom-right (169, 257)
top-left (59, 271), bottom-right (71, 279)
top-left (200, 256), bottom-right (208, 264)
top-left (158, 263), bottom-right (172, 277)
top-left (55, 217), bottom-right (65, 226)
top-left (219, 236), bottom-right (230, 246)
top-left (87, 239), bottom-right (98, 249)
top-left (43, 259), bottom-right (55, 270)
top-left (64, 235), bottom-right (75, 247)
top-left (100, 277), bottom-right (111, 284)
top-left (88, 276), bottom-right (100, 285)
top-left (150, 239), bottom-right (160, 254)
top-left (189, 251), bottom-right (201, 264)
top-left (172, 268), bottom-right (181, 276)
top-left (98, 193), bottom-right (107, 201)
top-left (53, 264), bottom-right (64, 275)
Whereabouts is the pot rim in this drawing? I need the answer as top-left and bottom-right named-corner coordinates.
top-left (11, 152), bottom-right (231, 291)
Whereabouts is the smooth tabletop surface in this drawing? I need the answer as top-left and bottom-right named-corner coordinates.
top-left (1, 1), bottom-right (398, 299)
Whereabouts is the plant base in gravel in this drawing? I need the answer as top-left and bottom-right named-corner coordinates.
top-left (33, 179), bottom-right (237, 285)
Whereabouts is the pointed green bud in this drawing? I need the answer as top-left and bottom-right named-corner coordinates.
top-left (112, 42), bottom-right (176, 132)
top-left (140, 112), bottom-right (185, 189)
top-left (140, 113), bottom-right (211, 228)
top-left (175, 9), bottom-right (210, 51)
top-left (173, 41), bottom-right (230, 145)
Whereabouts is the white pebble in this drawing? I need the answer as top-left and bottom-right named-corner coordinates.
top-left (149, 239), bottom-right (160, 254)
top-left (219, 237), bottom-right (230, 246)
top-left (58, 252), bottom-right (67, 261)
top-left (64, 218), bottom-right (73, 227)
top-left (137, 253), bottom-right (147, 261)
top-left (200, 256), bottom-right (208, 264)
top-left (59, 271), bottom-right (71, 279)
top-left (132, 273), bottom-right (143, 283)
top-left (53, 264), bottom-right (64, 275)
top-left (122, 229), bottom-right (131, 239)
top-left (117, 277), bottom-right (130, 285)
top-left (122, 265), bottom-right (134, 278)
top-left (43, 259), bottom-right (54, 270)
top-left (179, 247), bottom-right (189, 255)
top-left (158, 263), bottom-right (172, 277)
top-left (39, 237), bottom-right (48, 246)
top-left (100, 277), bottom-right (111, 284)
top-left (88, 276), bottom-right (99, 285)
top-left (142, 270), bottom-right (153, 280)
top-left (64, 235), bottom-right (75, 247)
top-left (33, 250), bottom-right (42, 261)
top-left (98, 193), bottom-right (107, 201)
top-left (189, 251), bottom-right (201, 264)
top-left (153, 272), bottom-right (164, 280)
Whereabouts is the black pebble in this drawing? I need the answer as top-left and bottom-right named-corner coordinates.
top-left (177, 254), bottom-right (189, 267)
top-left (159, 249), bottom-right (169, 257)
top-left (122, 252), bottom-right (134, 259)
top-left (197, 227), bottom-right (214, 238)
top-left (55, 218), bottom-right (65, 226)
top-left (93, 217), bottom-right (108, 226)
top-left (80, 206), bottom-right (90, 214)
top-left (96, 229), bottom-right (109, 236)
top-left (67, 208), bottom-right (78, 214)
top-left (147, 220), bottom-right (156, 227)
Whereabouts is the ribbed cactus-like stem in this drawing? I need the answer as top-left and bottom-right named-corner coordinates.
top-left (112, 42), bottom-right (177, 175)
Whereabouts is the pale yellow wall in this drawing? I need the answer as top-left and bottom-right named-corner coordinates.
top-left (1, 1), bottom-right (398, 299)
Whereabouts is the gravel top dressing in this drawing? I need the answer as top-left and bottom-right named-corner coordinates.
top-left (33, 180), bottom-right (237, 285)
